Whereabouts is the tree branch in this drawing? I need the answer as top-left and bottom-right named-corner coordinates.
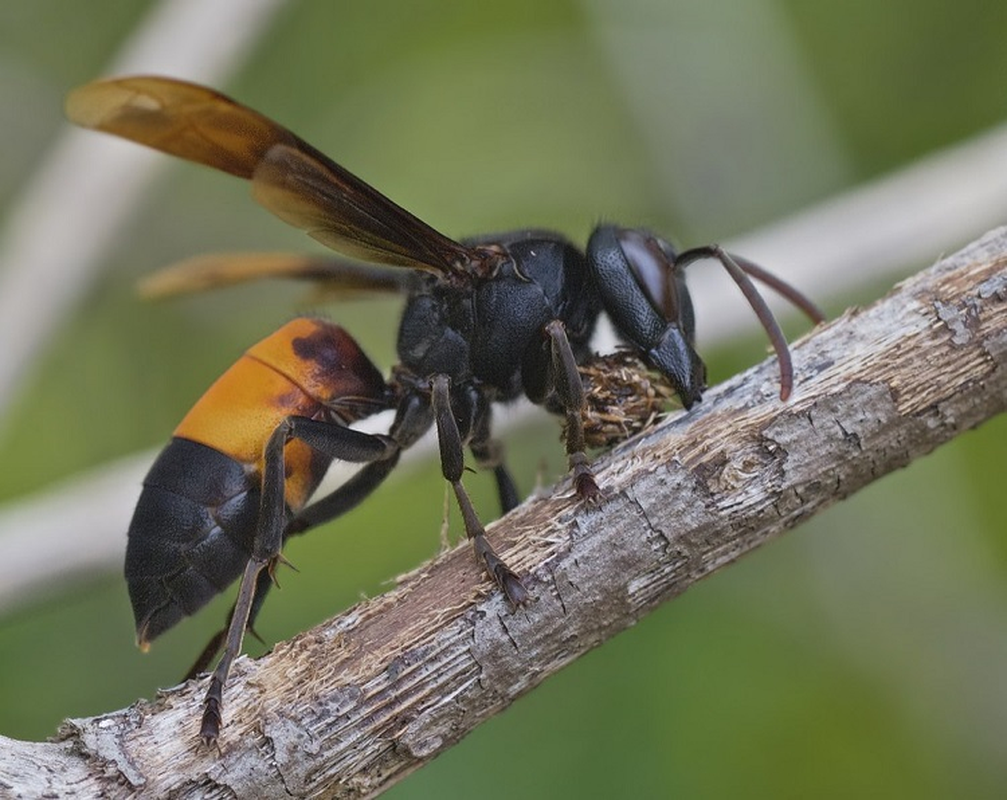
top-left (3, 228), bottom-right (1006, 798)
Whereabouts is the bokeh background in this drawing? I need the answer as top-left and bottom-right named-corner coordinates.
top-left (2, 1), bottom-right (1007, 797)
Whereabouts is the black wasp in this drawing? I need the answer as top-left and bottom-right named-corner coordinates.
top-left (66, 76), bottom-right (823, 743)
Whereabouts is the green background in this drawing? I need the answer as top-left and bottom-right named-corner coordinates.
top-left (2, 1), bottom-right (1006, 797)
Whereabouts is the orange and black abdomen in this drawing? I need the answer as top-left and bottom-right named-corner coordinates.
top-left (125, 318), bottom-right (389, 646)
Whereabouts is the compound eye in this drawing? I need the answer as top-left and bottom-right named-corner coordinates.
top-left (615, 228), bottom-right (682, 322)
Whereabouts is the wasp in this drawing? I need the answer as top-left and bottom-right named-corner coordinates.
top-left (66, 76), bottom-right (823, 743)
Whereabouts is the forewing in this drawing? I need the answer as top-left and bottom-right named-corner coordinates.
top-left (251, 143), bottom-right (474, 272)
top-left (65, 76), bottom-right (286, 178)
top-left (66, 76), bottom-right (477, 275)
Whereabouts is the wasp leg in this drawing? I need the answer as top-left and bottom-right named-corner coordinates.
top-left (543, 320), bottom-right (601, 502)
top-left (199, 417), bottom-right (396, 745)
top-left (288, 454), bottom-right (401, 535)
top-left (189, 449), bottom-right (401, 681)
top-left (429, 375), bottom-right (527, 607)
top-left (185, 568), bottom-right (272, 681)
top-left (469, 391), bottom-right (520, 514)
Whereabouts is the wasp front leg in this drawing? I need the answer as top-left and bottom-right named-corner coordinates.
top-left (523, 320), bottom-right (602, 503)
top-left (545, 320), bottom-right (602, 502)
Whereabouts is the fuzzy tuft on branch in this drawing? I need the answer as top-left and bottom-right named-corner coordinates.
top-left (2, 227), bottom-right (1006, 798)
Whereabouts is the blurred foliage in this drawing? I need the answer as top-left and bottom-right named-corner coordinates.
top-left (1, 1), bottom-right (1006, 798)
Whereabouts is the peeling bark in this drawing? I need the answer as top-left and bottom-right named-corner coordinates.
top-left (2, 227), bottom-right (1006, 798)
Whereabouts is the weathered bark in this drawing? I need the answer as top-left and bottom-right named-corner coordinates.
top-left (2, 227), bottom-right (1006, 798)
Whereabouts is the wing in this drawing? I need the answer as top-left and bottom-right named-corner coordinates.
top-left (138, 252), bottom-right (411, 299)
top-left (65, 76), bottom-right (483, 276)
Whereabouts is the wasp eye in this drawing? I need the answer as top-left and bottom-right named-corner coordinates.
top-left (616, 228), bottom-right (683, 322)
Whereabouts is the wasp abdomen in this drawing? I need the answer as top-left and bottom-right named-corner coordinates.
top-left (126, 319), bottom-right (389, 646)
top-left (126, 438), bottom-right (258, 645)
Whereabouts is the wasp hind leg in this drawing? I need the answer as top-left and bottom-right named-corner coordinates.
top-left (199, 417), bottom-right (396, 745)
